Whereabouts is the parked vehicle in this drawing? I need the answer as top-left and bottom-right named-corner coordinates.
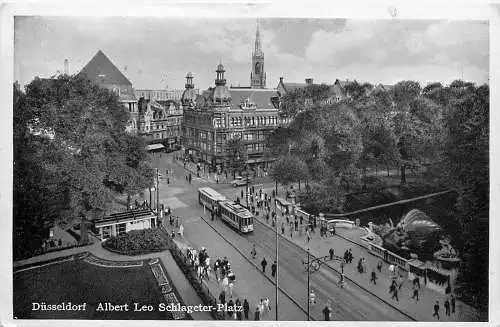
top-left (230, 176), bottom-right (252, 187)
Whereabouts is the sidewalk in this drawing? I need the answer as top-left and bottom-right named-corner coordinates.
top-left (161, 218), bottom-right (278, 321)
top-left (250, 201), bottom-right (482, 322)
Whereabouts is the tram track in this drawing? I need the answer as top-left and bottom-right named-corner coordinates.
top-left (198, 214), bottom-right (315, 321)
top-left (252, 217), bottom-right (417, 321)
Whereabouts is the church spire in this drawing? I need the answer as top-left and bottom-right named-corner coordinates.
top-left (254, 20), bottom-right (262, 55)
top-left (250, 20), bottom-right (266, 89)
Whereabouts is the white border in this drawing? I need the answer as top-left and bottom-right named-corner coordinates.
top-left (0, 1), bottom-right (496, 327)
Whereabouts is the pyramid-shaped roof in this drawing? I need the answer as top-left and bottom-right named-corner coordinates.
top-left (79, 50), bottom-right (132, 86)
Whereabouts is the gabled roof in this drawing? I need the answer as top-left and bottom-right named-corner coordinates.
top-left (229, 89), bottom-right (277, 109)
top-left (334, 79), bottom-right (350, 89)
top-left (79, 50), bottom-right (132, 86)
top-left (328, 84), bottom-right (345, 97)
top-left (282, 82), bottom-right (308, 93)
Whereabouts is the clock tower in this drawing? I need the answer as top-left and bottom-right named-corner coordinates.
top-left (250, 22), bottom-right (266, 89)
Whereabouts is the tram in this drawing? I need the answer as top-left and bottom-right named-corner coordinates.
top-left (218, 200), bottom-right (254, 233)
top-left (198, 187), bottom-right (254, 233)
top-left (198, 187), bottom-right (227, 212)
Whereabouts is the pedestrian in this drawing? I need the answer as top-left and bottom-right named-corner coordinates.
top-left (413, 276), bottom-right (421, 289)
top-left (219, 290), bottom-right (226, 305)
top-left (445, 298), bottom-right (451, 316)
top-left (179, 224), bottom-right (184, 237)
top-left (309, 289), bottom-right (316, 305)
top-left (389, 282), bottom-right (396, 295)
top-left (251, 244), bottom-right (257, 259)
top-left (391, 287), bottom-right (399, 301)
top-left (241, 190), bottom-right (244, 199)
top-left (254, 306), bottom-right (260, 320)
top-left (377, 260), bottom-right (383, 272)
top-left (261, 257), bottom-right (267, 273)
top-left (306, 230), bottom-right (311, 243)
top-left (451, 295), bottom-right (456, 314)
top-left (243, 299), bottom-right (250, 320)
top-left (228, 280), bottom-right (235, 298)
top-left (348, 249), bottom-right (353, 263)
top-left (222, 275), bottom-right (229, 293)
top-left (329, 248), bottom-right (335, 260)
top-left (227, 299), bottom-right (234, 317)
top-left (281, 222), bottom-right (285, 235)
top-left (433, 301), bottom-right (440, 320)
top-left (236, 299), bottom-right (242, 320)
top-left (344, 250), bottom-right (349, 264)
top-left (322, 301), bottom-right (332, 321)
top-left (370, 269), bottom-right (377, 285)
top-left (411, 286), bottom-right (419, 301)
top-left (271, 260), bottom-right (277, 277)
top-left (357, 258), bottom-right (364, 273)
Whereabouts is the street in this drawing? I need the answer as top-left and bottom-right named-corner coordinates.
top-left (146, 152), bottom-right (412, 321)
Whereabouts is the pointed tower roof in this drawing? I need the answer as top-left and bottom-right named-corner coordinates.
top-left (254, 20), bottom-right (262, 56)
top-left (79, 50), bottom-right (132, 86)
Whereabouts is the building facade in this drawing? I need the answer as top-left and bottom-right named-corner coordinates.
top-left (181, 65), bottom-right (280, 169)
top-left (135, 89), bottom-right (199, 102)
top-left (136, 98), bottom-right (183, 147)
top-left (79, 50), bottom-right (184, 148)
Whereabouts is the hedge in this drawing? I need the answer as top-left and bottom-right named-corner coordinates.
top-left (103, 228), bottom-right (168, 255)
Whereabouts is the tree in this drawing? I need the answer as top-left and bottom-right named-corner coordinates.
top-left (14, 75), bottom-right (153, 250)
top-left (343, 80), bottom-right (368, 101)
top-left (359, 114), bottom-right (399, 179)
top-left (441, 84), bottom-right (488, 310)
top-left (270, 155), bottom-right (309, 194)
top-left (393, 80), bottom-right (421, 111)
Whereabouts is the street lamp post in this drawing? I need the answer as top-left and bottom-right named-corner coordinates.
top-left (303, 251), bottom-right (336, 321)
top-left (156, 168), bottom-right (160, 227)
top-left (275, 206), bottom-right (279, 321)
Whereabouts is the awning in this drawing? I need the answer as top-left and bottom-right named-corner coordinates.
top-left (146, 144), bottom-right (165, 151)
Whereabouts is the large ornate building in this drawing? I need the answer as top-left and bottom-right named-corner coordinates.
top-left (181, 64), bottom-right (280, 169)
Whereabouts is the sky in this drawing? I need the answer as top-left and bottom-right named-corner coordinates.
top-left (14, 16), bottom-right (489, 91)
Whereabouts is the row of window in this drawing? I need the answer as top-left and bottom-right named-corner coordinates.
top-left (230, 116), bottom-right (278, 127)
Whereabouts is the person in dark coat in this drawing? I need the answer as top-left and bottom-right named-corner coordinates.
top-left (412, 286), bottom-right (419, 301)
top-left (444, 298), bottom-right (451, 316)
top-left (344, 250), bottom-right (349, 264)
top-left (451, 295), bottom-right (456, 314)
top-left (433, 301), bottom-right (440, 320)
top-left (370, 269), bottom-right (377, 285)
top-left (243, 299), bottom-right (250, 320)
top-left (235, 299), bottom-right (242, 320)
top-left (329, 248), bottom-right (335, 260)
top-left (322, 304), bottom-right (332, 321)
top-left (271, 260), bottom-right (277, 277)
top-left (254, 306), bottom-right (260, 320)
top-left (227, 299), bottom-right (234, 317)
top-left (261, 257), bottom-right (267, 273)
top-left (391, 287), bottom-right (399, 301)
top-left (219, 290), bottom-right (226, 305)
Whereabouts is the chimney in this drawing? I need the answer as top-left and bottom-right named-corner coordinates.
top-left (64, 59), bottom-right (69, 75)
top-left (305, 78), bottom-right (313, 85)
